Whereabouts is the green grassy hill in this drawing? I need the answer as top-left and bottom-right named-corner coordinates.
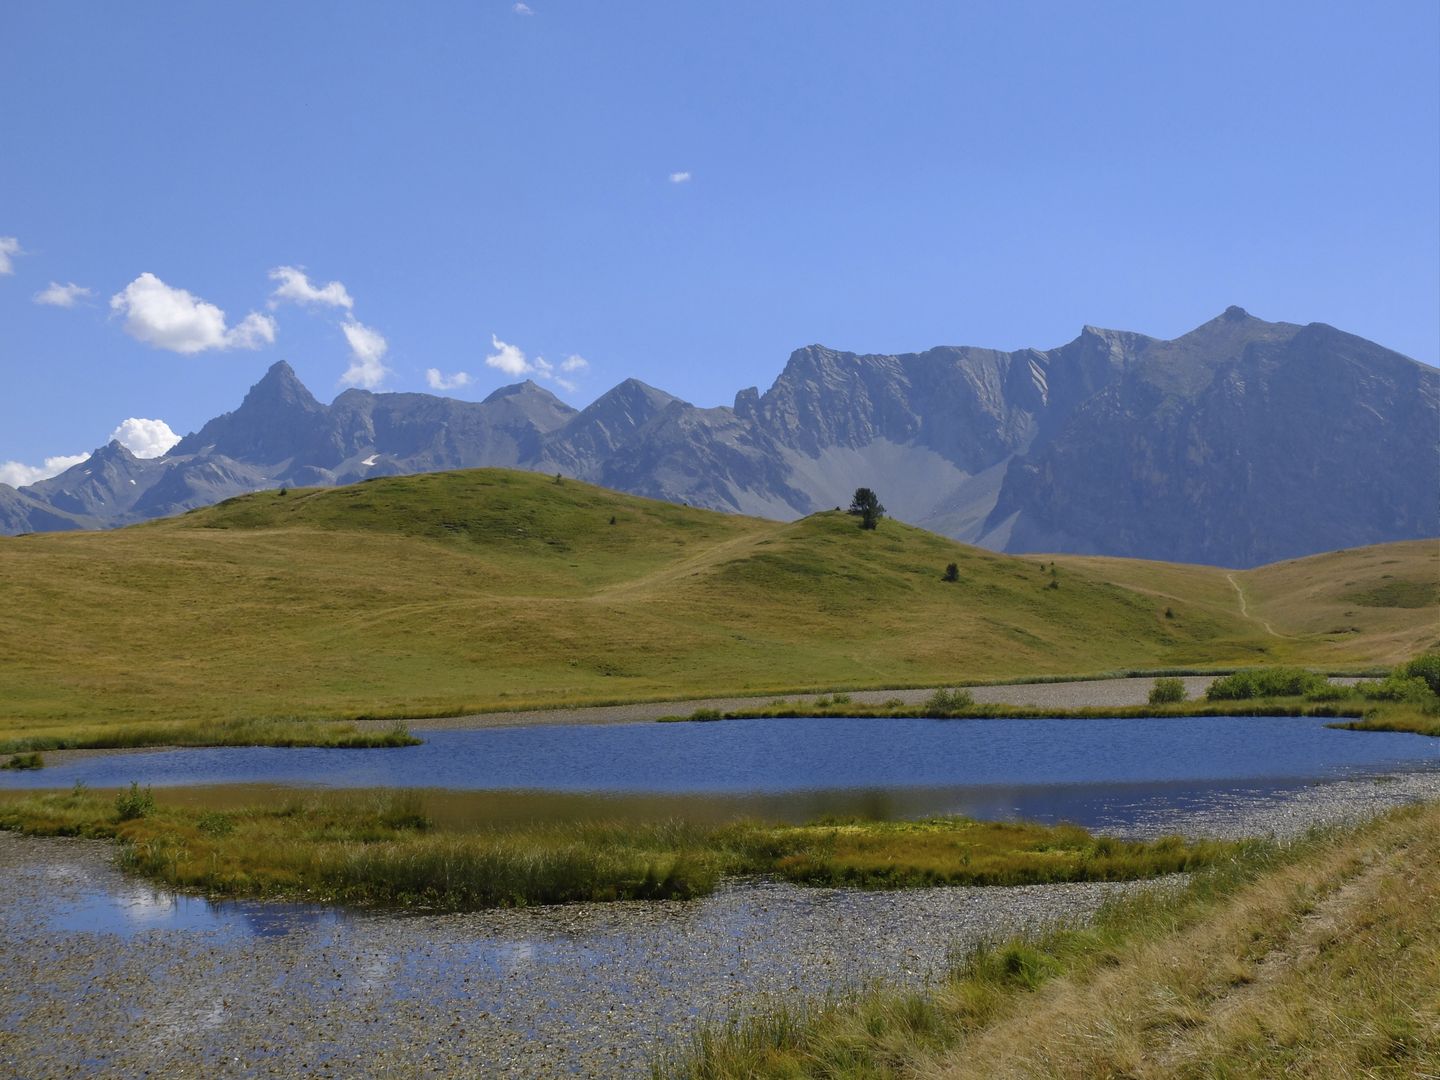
top-left (0, 468), bottom-right (1433, 747)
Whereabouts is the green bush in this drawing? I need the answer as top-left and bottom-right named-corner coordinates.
top-left (0, 752), bottom-right (43, 770)
top-left (1206, 667), bottom-right (1325, 701)
top-left (923, 688), bottom-right (975, 714)
top-left (197, 811), bottom-right (236, 836)
top-left (1148, 678), bottom-right (1186, 705)
top-left (1361, 675), bottom-right (1437, 707)
top-left (1398, 653), bottom-right (1440, 697)
top-left (114, 782), bottom-right (156, 821)
top-left (943, 562), bottom-right (959, 583)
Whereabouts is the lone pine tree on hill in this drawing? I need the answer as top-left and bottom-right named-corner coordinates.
top-left (849, 488), bottom-right (885, 530)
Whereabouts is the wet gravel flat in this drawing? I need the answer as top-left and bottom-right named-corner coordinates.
top-left (0, 833), bottom-right (1147, 1079)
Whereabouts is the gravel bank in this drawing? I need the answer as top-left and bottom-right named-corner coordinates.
top-left (373, 675), bottom-right (1229, 734)
top-left (0, 831), bottom-right (1150, 1078)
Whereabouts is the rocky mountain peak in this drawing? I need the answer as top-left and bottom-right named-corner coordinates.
top-left (239, 360), bottom-right (323, 414)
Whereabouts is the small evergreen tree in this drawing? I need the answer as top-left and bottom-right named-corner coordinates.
top-left (943, 562), bottom-right (959, 582)
top-left (848, 487), bottom-right (885, 530)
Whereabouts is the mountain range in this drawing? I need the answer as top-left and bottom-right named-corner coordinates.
top-left (3, 306), bottom-right (1435, 567)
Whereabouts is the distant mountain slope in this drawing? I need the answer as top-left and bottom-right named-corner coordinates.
top-left (6, 307), bottom-right (1436, 566)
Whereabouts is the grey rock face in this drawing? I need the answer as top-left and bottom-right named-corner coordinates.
top-left (5, 310), bottom-right (1436, 567)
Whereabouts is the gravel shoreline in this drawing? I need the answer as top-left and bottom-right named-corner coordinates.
top-left (2, 762), bottom-right (1437, 1077)
top-left (372, 675), bottom-right (1229, 734)
top-left (0, 831), bottom-right (1155, 1078)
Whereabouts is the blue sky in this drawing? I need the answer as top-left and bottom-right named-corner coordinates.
top-left (2, 1), bottom-right (1437, 480)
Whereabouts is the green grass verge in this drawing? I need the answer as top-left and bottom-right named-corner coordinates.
top-left (0, 718), bottom-right (419, 755)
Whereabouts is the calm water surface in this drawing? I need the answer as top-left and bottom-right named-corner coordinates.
top-left (6, 715), bottom-right (1437, 791)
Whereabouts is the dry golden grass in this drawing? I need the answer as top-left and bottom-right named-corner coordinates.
top-left (1053, 537), bottom-right (1438, 666)
top-left (925, 804), bottom-right (1440, 1079)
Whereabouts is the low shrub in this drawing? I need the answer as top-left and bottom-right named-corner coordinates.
top-left (1398, 653), bottom-right (1440, 698)
top-left (922, 688), bottom-right (975, 714)
top-left (1206, 667), bottom-right (1325, 701)
top-left (1148, 678), bottom-right (1186, 705)
top-left (0, 752), bottom-right (43, 770)
top-left (114, 782), bottom-right (156, 821)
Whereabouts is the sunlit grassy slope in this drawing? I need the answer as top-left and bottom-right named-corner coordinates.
top-left (1054, 539), bottom-right (1438, 664)
top-left (0, 468), bottom-right (1433, 744)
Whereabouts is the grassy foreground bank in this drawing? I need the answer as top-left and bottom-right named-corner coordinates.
top-left (0, 788), bottom-right (1232, 910)
top-left (658, 800), bottom-right (1440, 1078)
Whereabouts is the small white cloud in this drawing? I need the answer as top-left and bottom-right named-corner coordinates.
top-left (0, 452), bottom-right (88, 488)
top-left (513, 2), bottom-right (534, 13)
top-left (426, 368), bottom-right (471, 391)
top-left (485, 334), bottom-right (531, 377)
top-left (340, 317), bottom-right (390, 388)
top-left (227, 310), bottom-right (278, 349)
top-left (669, 171), bottom-right (692, 184)
top-left (33, 282), bottom-right (92, 307)
top-left (483, 336), bottom-right (585, 391)
top-left (109, 418), bottom-right (180, 459)
top-left (267, 266), bottom-right (354, 310)
top-left (0, 236), bottom-right (22, 275)
top-left (110, 272), bottom-right (275, 354)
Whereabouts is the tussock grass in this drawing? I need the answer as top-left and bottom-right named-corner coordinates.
top-left (0, 469), bottom-right (1430, 749)
top-left (0, 790), bottom-right (1232, 911)
top-left (656, 801), bottom-right (1440, 1078)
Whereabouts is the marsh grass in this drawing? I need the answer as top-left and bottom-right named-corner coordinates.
top-left (0, 717), bottom-right (419, 754)
top-left (0, 752), bottom-right (43, 770)
top-left (656, 802), bottom-right (1440, 1078)
top-left (0, 790), bottom-right (1233, 911)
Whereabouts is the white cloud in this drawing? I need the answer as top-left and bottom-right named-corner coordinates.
top-left (227, 311), bottom-right (278, 349)
top-left (483, 335), bottom-right (586, 391)
top-left (514, 2), bottom-right (534, 13)
top-left (33, 281), bottom-right (92, 307)
top-left (267, 266), bottom-right (354, 310)
top-left (109, 418), bottom-right (180, 458)
top-left (669, 171), bottom-right (692, 184)
top-left (340, 318), bottom-right (390, 388)
top-left (426, 368), bottom-right (471, 391)
top-left (110, 272), bottom-right (276, 354)
top-left (0, 453), bottom-right (88, 489)
top-left (0, 237), bottom-right (22, 275)
top-left (485, 334), bottom-right (531, 377)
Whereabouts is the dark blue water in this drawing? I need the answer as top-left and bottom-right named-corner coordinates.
top-left (8, 715), bottom-right (1438, 794)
